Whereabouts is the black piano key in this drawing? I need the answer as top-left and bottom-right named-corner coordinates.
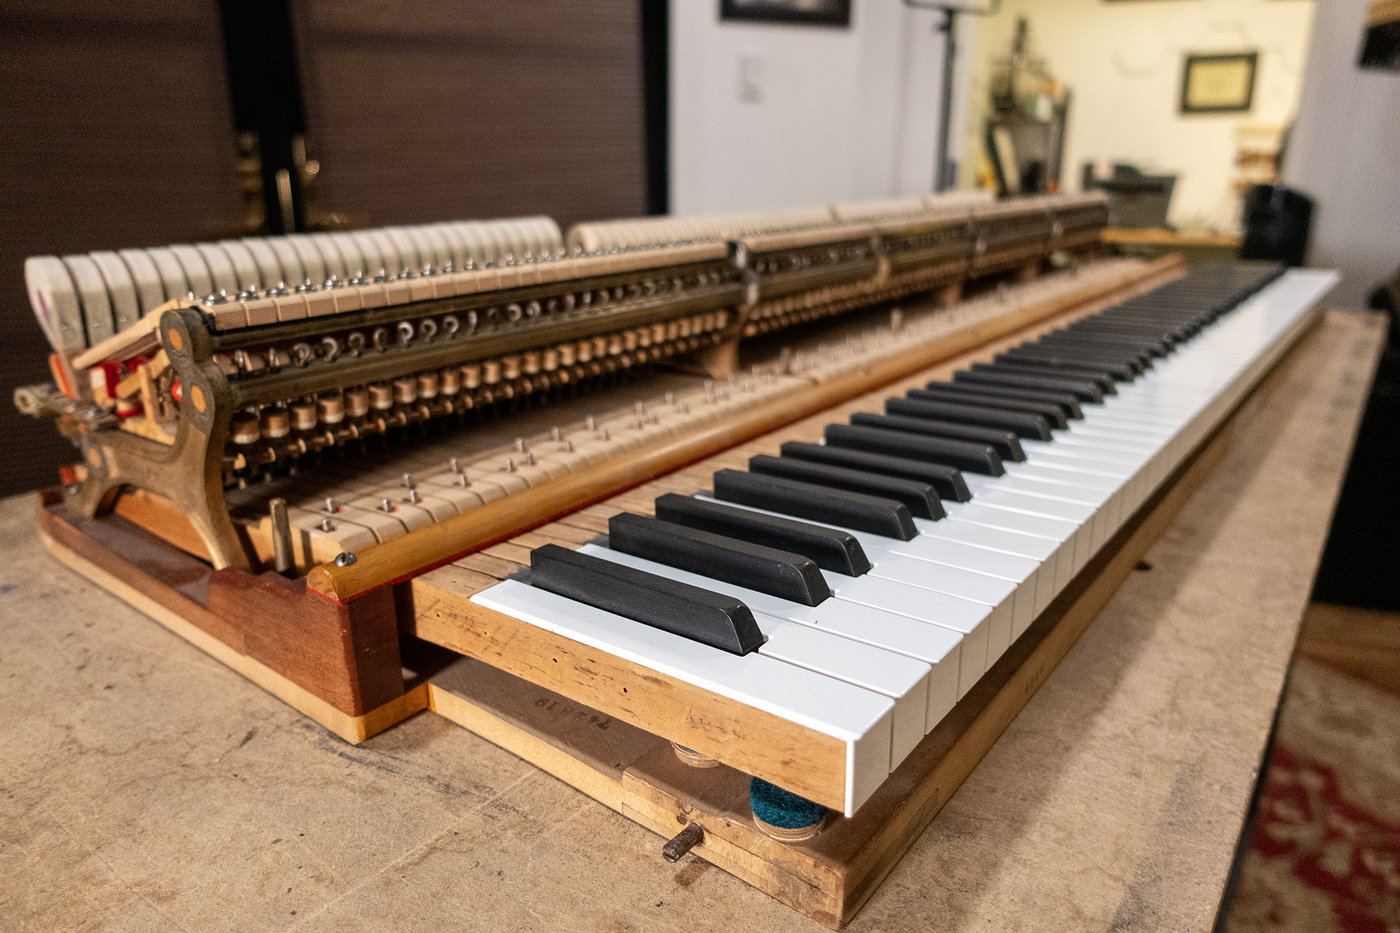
top-left (999, 346), bottom-right (1141, 379)
top-left (653, 492), bottom-right (872, 576)
top-left (885, 396), bottom-right (1053, 440)
top-left (968, 361), bottom-right (1116, 395)
top-left (529, 543), bottom-right (765, 656)
top-left (824, 423), bottom-right (1004, 476)
top-left (747, 453), bottom-right (946, 520)
top-left (986, 355), bottom-right (1127, 386)
top-left (777, 441), bottom-right (972, 501)
top-left (849, 412), bottom-right (1025, 462)
top-left (952, 368), bottom-right (1104, 403)
top-left (920, 380), bottom-right (1083, 420)
top-left (712, 469), bottom-right (918, 540)
top-left (905, 385), bottom-right (1067, 429)
top-left (1035, 332), bottom-right (1163, 361)
top-left (608, 512), bottom-right (831, 607)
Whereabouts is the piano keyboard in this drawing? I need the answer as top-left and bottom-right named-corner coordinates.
top-left (455, 262), bottom-right (1338, 817)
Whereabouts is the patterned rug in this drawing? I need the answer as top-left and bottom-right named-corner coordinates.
top-left (1226, 658), bottom-right (1400, 933)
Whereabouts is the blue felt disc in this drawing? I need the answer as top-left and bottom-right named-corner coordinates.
top-left (748, 778), bottom-right (826, 830)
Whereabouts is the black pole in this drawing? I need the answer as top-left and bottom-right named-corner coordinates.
top-left (640, 0), bottom-right (670, 216)
top-left (935, 9), bottom-right (957, 192)
top-left (217, 0), bottom-right (308, 234)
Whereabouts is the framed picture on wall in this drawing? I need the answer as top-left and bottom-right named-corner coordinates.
top-left (1180, 52), bottom-right (1259, 113)
top-left (719, 0), bottom-right (853, 28)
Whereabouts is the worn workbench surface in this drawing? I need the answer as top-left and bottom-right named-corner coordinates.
top-left (0, 310), bottom-right (1384, 933)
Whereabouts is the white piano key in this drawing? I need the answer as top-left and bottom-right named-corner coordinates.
top-left (965, 472), bottom-right (1117, 553)
top-left (577, 543), bottom-right (973, 708)
top-left (474, 579), bottom-right (896, 815)
top-left (862, 553), bottom-right (1019, 659)
top-left (755, 616), bottom-right (931, 768)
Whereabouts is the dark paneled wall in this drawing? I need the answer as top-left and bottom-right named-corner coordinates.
top-left (0, 3), bottom-right (241, 498)
top-left (298, 1), bottom-right (647, 230)
top-left (0, 0), bottom-right (648, 499)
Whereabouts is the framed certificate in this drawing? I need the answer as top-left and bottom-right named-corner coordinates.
top-left (1180, 52), bottom-right (1258, 114)
top-left (719, 0), bottom-right (852, 28)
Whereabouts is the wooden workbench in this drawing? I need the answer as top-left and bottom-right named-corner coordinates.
top-left (0, 309), bottom-right (1383, 932)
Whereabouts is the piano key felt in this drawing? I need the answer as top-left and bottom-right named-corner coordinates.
top-left (607, 512), bottom-right (831, 607)
top-left (530, 543), bottom-right (766, 656)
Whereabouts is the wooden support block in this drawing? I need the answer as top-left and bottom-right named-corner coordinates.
top-left (427, 656), bottom-right (665, 813)
top-left (35, 492), bottom-right (413, 739)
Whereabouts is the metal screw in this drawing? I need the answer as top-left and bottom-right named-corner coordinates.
top-left (662, 823), bottom-right (704, 863)
top-left (334, 552), bottom-right (357, 566)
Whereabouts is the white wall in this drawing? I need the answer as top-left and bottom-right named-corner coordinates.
top-left (670, 0), bottom-right (977, 215)
top-left (961, 0), bottom-right (1315, 232)
top-left (1282, 0), bottom-right (1400, 310)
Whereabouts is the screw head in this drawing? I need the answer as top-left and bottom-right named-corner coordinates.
top-left (334, 552), bottom-right (357, 567)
